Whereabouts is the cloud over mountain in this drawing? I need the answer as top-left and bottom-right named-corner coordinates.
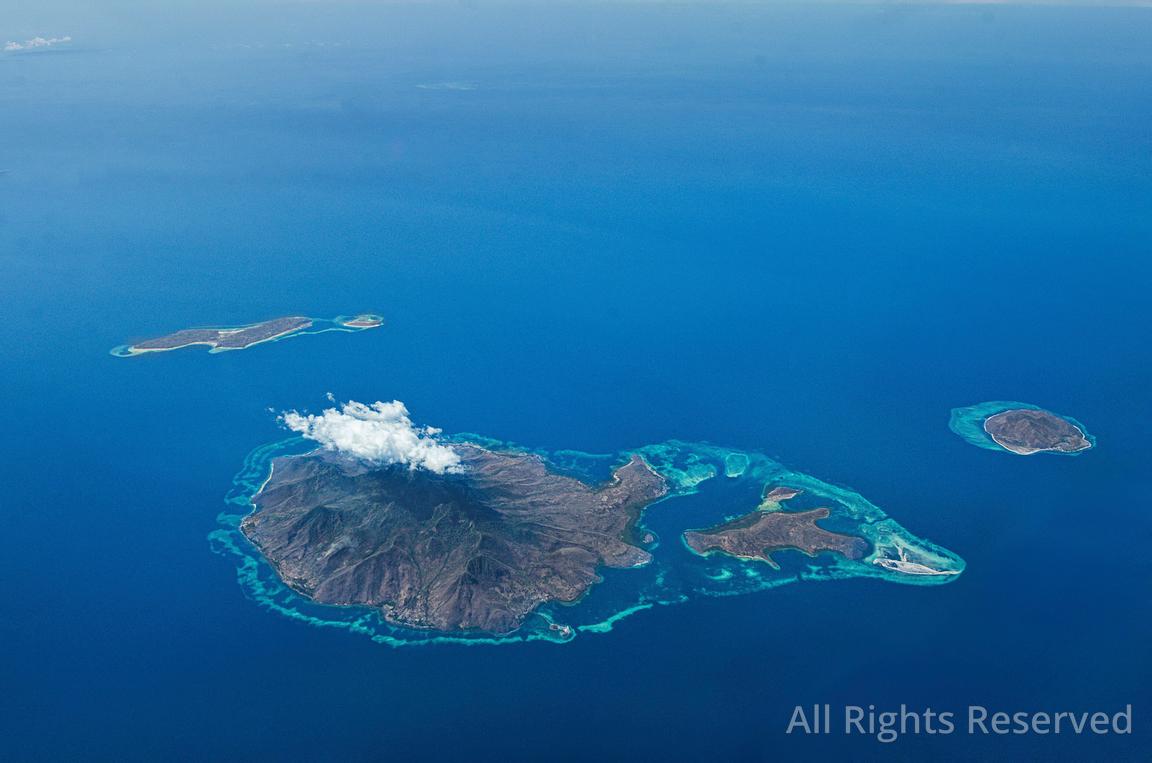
top-left (281, 399), bottom-right (462, 474)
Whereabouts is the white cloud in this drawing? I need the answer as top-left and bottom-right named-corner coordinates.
top-left (4, 36), bottom-right (72, 53)
top-left (281, 399), bottom-right (463, 475)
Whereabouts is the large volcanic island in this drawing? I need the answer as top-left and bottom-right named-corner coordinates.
top-left (982, 408), bottom-right (1093, 455)
top-left (241, 444), bottom-right (669, 635)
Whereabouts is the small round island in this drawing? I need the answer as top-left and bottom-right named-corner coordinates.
top-left (336, 313), bottom-right (385, 329)
top-left (949, 401), bottom-right (1095, 456)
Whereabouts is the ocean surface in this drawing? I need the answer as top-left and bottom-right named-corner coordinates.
top-left (2, 4), bottom-right (1150, 760)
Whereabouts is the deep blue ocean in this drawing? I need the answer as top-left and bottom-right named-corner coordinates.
top-left (2, 4), bottom-right (1150, 760)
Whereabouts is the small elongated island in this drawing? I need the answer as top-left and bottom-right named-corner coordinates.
top-left (683, 486), bottom-right (869, 568)
top-left (949, 401), bottom-right (1094, 456)
top-left (110, 314), bottom-right (383, 357)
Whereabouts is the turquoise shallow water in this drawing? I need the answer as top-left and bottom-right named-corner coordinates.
top-left (211, 435), bottom-right (964, 646)
top-left (1, 3), bottom-right (1150, 760)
